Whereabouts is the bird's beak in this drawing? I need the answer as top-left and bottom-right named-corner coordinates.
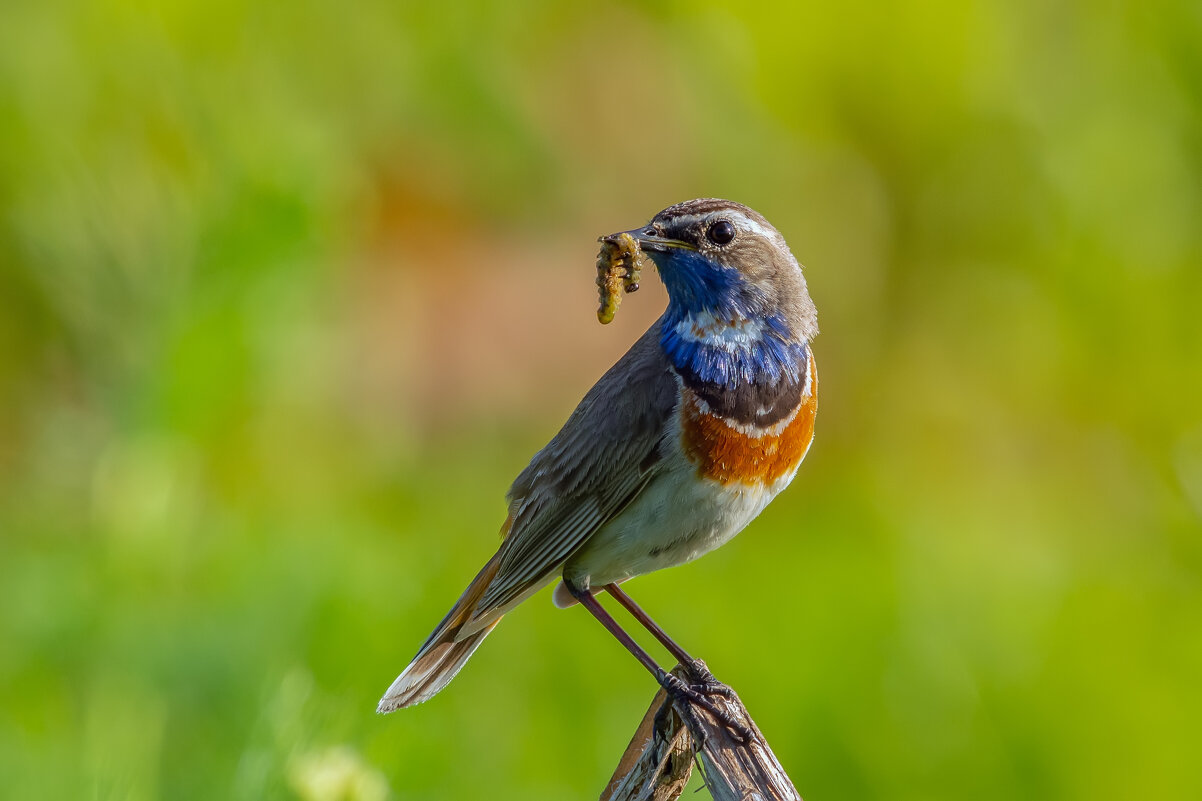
top-left (603, 227), bottom-right (696, 253)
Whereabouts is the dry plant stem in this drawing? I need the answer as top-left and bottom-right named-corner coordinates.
top-left (602, 665), bottom-right (802, 801)
top-left (600, 684), bottom-right (694, 801)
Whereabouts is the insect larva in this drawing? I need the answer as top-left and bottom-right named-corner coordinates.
top-left (595, 232), bottom-right (645, 325)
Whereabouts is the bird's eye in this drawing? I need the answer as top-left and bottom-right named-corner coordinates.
top-left (707, 220), bottom-right (736, 245)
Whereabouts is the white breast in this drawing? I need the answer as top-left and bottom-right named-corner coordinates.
top-left (561, 412), bottom-right (799, 590)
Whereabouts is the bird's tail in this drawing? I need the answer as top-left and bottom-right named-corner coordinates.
top-left (376, 553), bottom-right (504, 712)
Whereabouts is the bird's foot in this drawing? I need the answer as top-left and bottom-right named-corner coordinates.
top-left (652, 694), bottom-right (694, 746)
top-left (656, 669), bottom-right (752, 745)
top-left (683, 659), bottom-right (734, 698)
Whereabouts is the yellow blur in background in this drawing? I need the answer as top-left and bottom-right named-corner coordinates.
top-left (1, 2), bottom-right (1200, 799)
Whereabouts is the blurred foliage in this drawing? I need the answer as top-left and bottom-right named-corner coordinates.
top-left (2, 0), bottom-right (1201, 799)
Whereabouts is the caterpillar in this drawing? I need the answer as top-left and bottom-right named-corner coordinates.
top-left (595, 232), bottom-right (645, 324)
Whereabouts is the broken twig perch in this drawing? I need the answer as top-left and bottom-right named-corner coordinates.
top-left (600, 664), bottom-right (801, 801)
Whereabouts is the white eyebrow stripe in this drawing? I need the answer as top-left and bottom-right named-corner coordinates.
top-left (735, 215), bottom-right (775, 240)
top-left (668, 210), bottom-right (780, 242)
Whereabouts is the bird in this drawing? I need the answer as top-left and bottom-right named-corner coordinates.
top-left (377, 198), bottom-right (818, 721)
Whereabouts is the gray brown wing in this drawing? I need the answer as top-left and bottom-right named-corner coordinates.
top-left (473, 319), bottom-right (677, 614)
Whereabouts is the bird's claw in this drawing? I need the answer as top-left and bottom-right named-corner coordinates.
top-left (656, 670), bottom-right (753, 745)
top-left (653, 695), bottom-right (704, 748)
top-left (684, 660), bottom-right (734, 698)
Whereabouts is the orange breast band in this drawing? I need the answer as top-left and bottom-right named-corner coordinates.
top-left (680, 354), bottom-right (817, 486)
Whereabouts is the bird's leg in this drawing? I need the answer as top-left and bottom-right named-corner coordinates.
top-left (568, 584), bottom-right (663, 677)
top-left (603, 583), bottom-right (730, 695)
top-left (569, 583), bottom-right (750, 743)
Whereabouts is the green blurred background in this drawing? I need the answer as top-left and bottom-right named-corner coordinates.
top-left (2, 1), bottom-right (1201, 799)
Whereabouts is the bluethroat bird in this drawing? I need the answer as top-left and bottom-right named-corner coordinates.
top-left (378, 198), bottom-right (818, 721)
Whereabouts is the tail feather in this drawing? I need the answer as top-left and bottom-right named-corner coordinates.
top-left (377, 554), bottom-right (503, 712)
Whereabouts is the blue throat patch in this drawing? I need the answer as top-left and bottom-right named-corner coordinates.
top-left (654, 249), bottom-right (809, 425)
top-left (655, 251), bottom-right (806, 390)
top-left (654, 251), bottom-right (748, 319)
top-left (661, 315), bottom-right (807, 389)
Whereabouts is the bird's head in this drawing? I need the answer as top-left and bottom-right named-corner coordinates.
top-left (604, 198), bottom-right (817, 342)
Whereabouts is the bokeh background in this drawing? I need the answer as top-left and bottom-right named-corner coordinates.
top-left (2, 1), bottom-right (1201, 799)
